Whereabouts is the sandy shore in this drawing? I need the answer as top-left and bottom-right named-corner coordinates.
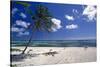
top-left (11, 47), bottom-right (96, 66)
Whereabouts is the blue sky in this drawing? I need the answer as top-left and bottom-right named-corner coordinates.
top-left (11, 1), bottom-right (97, 41)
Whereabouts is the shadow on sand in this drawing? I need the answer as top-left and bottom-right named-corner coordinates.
top-left (11, 53), bottom-right (39, 62)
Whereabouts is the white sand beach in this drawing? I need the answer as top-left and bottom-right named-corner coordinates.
top-left (11, 47), bottom-right (96, 66)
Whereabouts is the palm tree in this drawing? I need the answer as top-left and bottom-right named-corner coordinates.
top-left (15, 2), bottom-right (54, 54)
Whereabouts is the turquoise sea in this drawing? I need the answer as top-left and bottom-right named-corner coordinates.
top-left (11, 39), bottom-right (96, 47)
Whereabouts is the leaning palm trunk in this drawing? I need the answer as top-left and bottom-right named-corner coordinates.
top-left (22, 32), bottom-right (34, 54)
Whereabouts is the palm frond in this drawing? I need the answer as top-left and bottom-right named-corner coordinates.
top-left (16, 1), bottom-right (30, 7)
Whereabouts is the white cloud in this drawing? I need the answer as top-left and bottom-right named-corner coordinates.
top-left (66, 24), bottom-right (78, 29)
top-left (11, 27), bottom-right (30, 36)
top-left (12, 8), bottom-right (27, 18)
top-left (73, 9), bottom-right (78, 14)
top-left (11, 20), bottom-right (30, 36)
top-left (16, 20), bottom-right (30, 28)
top-left (82, 5), bottom-right (97, 21)
top-left (51, 18), bottom-right (62, 32)
top-left (65, 15), bottom-right (74, 20)
top-left (11, 27), bottom-right (25, 32)
top-left (12, 8), bottom-right (18, 15)
top-left (18, 31), bottom-right (29, 36)
top-left (72, 9), bottom-right (80, 18)
top-left (51, 18), bottom-right (62, 29)
top-left (20, 12), bottom-right (27, 18)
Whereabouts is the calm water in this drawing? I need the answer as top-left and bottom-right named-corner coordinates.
top-left (11, 39), bottom-right (96, 47)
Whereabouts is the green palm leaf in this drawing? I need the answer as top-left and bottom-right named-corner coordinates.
top-left (16, 1), bottom-right (30, 7)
